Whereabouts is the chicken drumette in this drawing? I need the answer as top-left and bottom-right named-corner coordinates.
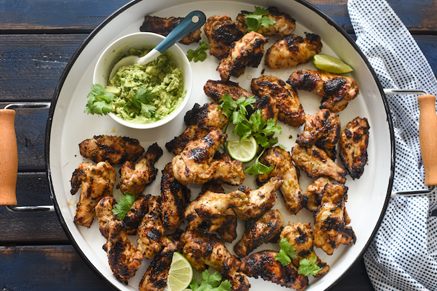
top-left (301, 177), bottom-right (334, 212)
top-left (204, 79), bottom-right (253, 103)
top-left (137, 196), bottom-right (165, 258)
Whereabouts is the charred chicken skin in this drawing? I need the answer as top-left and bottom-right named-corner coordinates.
top-left (203, 79), bottom-right (253, 103)
top-left (302, 177), bottom-right (334, 212)
top-left (79, 135), bottom-right (144, 165)
top-left (265, 33), bottom-right (322, 69)
top-left (240, 251), bottom-right (308, 290)
top-left (70, 161), bottom-right (116, 228)
top-left (217, 31), bottom-right (268, 81)
top-left (184, 102), bottom-right (229, 129)
top-left (288, 69), bottom-right (360, 112)
top-left (234, 209), bottom-right (284, 258)
top-left (339, 117), bottom-right (370, 179)
top-left (137, 196), bottom-right (165, 258)
top-left (95, 196), bottom-right (117, 239)
top-left (165, 125), bottom-right (210, 155)
top-left (122, 194), bottom-right (150, 235)
top-left (117, 143), bottom-right (163, 196)
top-left (257, 147), bottom-right (303, 215)
top-left (221, 257), bottom-right (251, 291)
top-left (140, 15), bottom-right (201, 44)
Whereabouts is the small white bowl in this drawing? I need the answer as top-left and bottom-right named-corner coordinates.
top-left (93, 32), bottom-right (192, 129)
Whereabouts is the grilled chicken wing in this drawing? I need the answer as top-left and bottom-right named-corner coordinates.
top-left (288, 69), bottom-right (360, 112)
top-left (314, 183), bottom-right (356, 255)
top-left (217, 31), bottom-right (268, 81)
top-left (118, 143), bottom-right (163, 196)
top-left (257, 147), bottom-right (303, 215)
top-left (216, 215), bottom-right (238, 243)
top-left (79, 135), bottom-right (144, 165)
top-left (236, 6), bottom-right (296, 36)
top-left (251, 75), bottom-right (305, 127)
top-left (137, 196), bottom-right (165, 258)
top-left (281, 223), bottom-right (330, 277)
top-left (234, 176), bottom-right (283, 220)
top-left (297, 109), bottom-right (341, 160)
top-left (165, 125), bottom-right (210, 155)
top-left (70, 161), bottom-right (116, 228)
top-left (240, 251), bottom-right (308, 290)
top-left (204, 15), bottom-right (245, 60)
top-left (204, 79), bottom-right (253, 103)
top-left (221, 257), bottom-right (251, 291)
top-left (95, 196), bottom-right (117, 239)
top-left (160, 163), bottom-right (191, 231)
top-left (339, 117), bottom-right (370, 179)
top-left (302, 177), bottom-right (334, 212)
top-left (123, 194), bottom-right (150, 235)
top-left (139, 15), bottom-right (201, 44)
top-left (250, 95), bottom-right (279, 124)
top-left (265, 33), bottom-right (322, 69)
top-left (184, 102), bottom-right (229, 129)
top-left (291, 144), bottom-right (346, 183)
top-left (234, 209), bottom-right (284, 258)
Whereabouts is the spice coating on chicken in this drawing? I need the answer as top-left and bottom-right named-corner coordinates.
top-left (204, 79), bottom-right (254, 103)
top-left (165, 125), bottom-right (210, 155)
top-left (137, 196), bottom-right (165, 258)
top-left (118, 143), bottom-right (163, 196)
top-left (251, 75), bottom-right (305, 127)
top-left (221, 257), bottom-right (251, 291)
top-left (236, 6), bottom-right (296, 36)
top-left (288, 69), bottom-right (360, 112)
top-left (339, 117), bottom-right (370, 179)
top-left (123, 194), bottom-right (150, 235)
top-left (70, 161), bottom-right (116, 228)
top-left (281, 223), bottom-right (330, 277)
top-left (216, 215), bottom-right (238, 243)
top-left (266, 33), bottom-right (322, 69)
top-left (291, 144), bottom-right (346, 183)
top-left (79, 135), bottom-right (144, 165)
top-left (95, 196), bottom-right (117, 239)
top-left (234, 209), bottom-right (284, 258)
top-left (204, 15), bottom-right (245, 60)
top-left (302, 177), bottom-right (334, 212)
top-left (257, 147), bottom-right (303, 215)
top-left (314, 183), bottom-right (356, 255)
top-left (140, 15), bottom-right (201, 45)
top-left (240, 251), bottom-right (308, 290)
top-left (217, 31), bottom-right (268, 81)
top-left (184, 102), bottom-right (229, 129)
top-left (250, 95), bottom-right (279, 125)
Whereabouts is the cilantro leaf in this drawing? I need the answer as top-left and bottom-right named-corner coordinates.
top-left (84, 84), bottom-right (115, 115)
top-left (187, 41), bottom-right (210, 62)
top-left (275, 249), bottom-right (292, 266)
top-left (275, 238), bottom-right (298, 266)
top-left (245, 153), bottom-right (273, 175)
top-left (112, 192), bottom-right (136, 220)
top-left (218, 94), bottom-right (238, 118)
top-left (190, 270), bottom-right (232, 291)
top-left (298, 253), bottom-right (322, 276)
top-left (244, 6), bottom-right (276, 33)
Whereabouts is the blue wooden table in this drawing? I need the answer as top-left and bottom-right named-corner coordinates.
top-left (1, 0), bottom-right (436, 290)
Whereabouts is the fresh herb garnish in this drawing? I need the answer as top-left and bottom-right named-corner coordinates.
top-left (190, 270), bottom-right (232, 291)
top-left (187, 41), bottom-right (210, 62)
top-left (131, 88), bottom-right (157, 118)
top-left (112, 192), bottom-right (136, 220)
top-left (84, 84), bottom-right (115, 115)
top-left (244, 6), bottom-right (276, 33)
top-left (298, 253), bottom-right (322, 276)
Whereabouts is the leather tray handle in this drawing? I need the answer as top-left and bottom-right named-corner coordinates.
top-left (418, 94), bottom-right (437, 186)
top-left (0, 109), bottom-right (18, 205)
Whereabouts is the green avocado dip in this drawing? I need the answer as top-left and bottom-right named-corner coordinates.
top-left (84, 48), bottom-right (185, 125)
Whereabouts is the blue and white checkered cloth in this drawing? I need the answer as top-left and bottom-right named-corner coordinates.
top-left (347, 0), bottom-right (437, 290)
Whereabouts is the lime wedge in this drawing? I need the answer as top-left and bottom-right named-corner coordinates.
top-left (313, 54), bottom-right (353, 74)
top-left (167, 252), bottom-right (193, 291)
top-left (227, 136), bottom-right (257, 163)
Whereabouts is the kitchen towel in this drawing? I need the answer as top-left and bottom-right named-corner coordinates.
top-left (347, 0), bottom-right (437, 290)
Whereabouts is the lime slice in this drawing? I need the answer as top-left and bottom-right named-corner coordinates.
top-left (313, 54), bottom-right (353, 74)
top-left (167, 252), bottom-right (193, 291)
top-left (227, 136), bottom-right (257, 163)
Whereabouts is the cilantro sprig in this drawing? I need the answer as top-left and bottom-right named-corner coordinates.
top-left (190, 270), bottom-right (232, 291)
top-left (84, 84), bottom-right (115, 115)
top-left (187, 41), bottom-right (210, 62)
top-left (275, 238), bottom-right (322, 276)
top-left (244, 6), bottom-right (276, 33)
top-left (219, 94), bottom-right (282, 175)
top-left (112, 192), bottom-right (136, 220)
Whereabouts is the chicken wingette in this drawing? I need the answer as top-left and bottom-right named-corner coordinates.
top-left (301, 177), bottom-right (334, 212)
top-left (203, 79), bottom-right (253, 103)
top-left (137, 196), bottom-right (165, 258)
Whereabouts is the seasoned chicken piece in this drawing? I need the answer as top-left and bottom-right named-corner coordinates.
top-left (70, 161), bottom-right (116, 228)
top-left (251, 75), bottom-right (305, 127)
top-left (234, 176), bottom-right (283, 220)
top-left (297, 109), bottom-right (341, 160)
top-left (250, 95), bottom-right (279, 124)
top-left (236, 6), bottom-right (296, 36)
top-left (257, 147), bottom-right (302, 215)
top-left (79, 135), bottom-right (144, 165)
top-left (165, 125), bottom-right (210, 155)
top-left (314, 183), bottom-right (356, 255)
top-left (118, 143), bottom-right (163, 196)
top-left (137, 196), bottom-right (165, 258)
top-left (234, 209), bottom-right (284, 258)
top-left (221, 257), bottom-right (251, 291)
top-left (339, 117), bottom-right (370, 179)
top-left (204, 15), bottom-right (245, 59)
top-left (204, 79), bottom-right (253, 103)
top-left (105, 220), bottom-right (143, 284)
top-left (95, 196), bottom-right (117, 239)
top-left (281, 223), bottom-right (330, 277)
top-left (160, 163), bottom-right (191, 231)
top-left (139, 15), bottom-right (202, 45)
top-left (123, 194), bottom-right (150, 235)
top-left (288, 69), bottom-right (360, 112)
top-left (172, 128), bottom-right (245, 185)
top-left (217, 31), bottom-right (268, 81)
top-left (302, 177), bottom-right (334, 212)
top-left (240, 251), bottom-right (308, 290)
top-left (184, 102), bottom-right (229, 129)
top-left (216, 215), bottom-right (238, 243)
top-left (265, 33), bottom-right (322, 69)
top-left (291, 144), bottom-right (346, 183)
